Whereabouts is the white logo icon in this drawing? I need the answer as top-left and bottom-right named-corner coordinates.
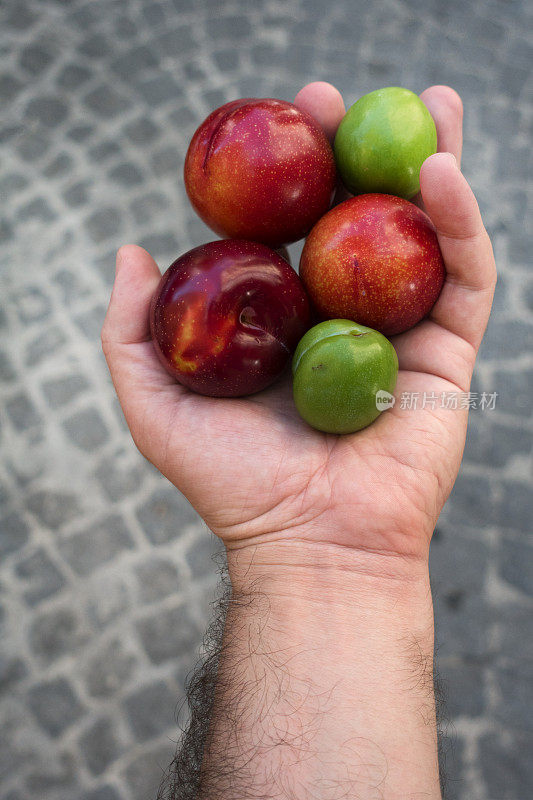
top-left (375, 390), bottom-right (396, 411)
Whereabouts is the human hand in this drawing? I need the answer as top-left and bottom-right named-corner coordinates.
top-left (102, 82), bottom-right (496, 583)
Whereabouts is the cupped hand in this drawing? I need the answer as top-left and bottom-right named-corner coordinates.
top-left (101, 83), bottom-right (496, 569)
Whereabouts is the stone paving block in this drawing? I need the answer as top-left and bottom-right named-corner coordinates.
top-left (12, 287), bottom-right (51, 324)
top-left (56, 63), bottom-right (93, 90)
top-left (151, 25), bottom-right (197, 57)
top-left (129, 191), bottom-right (167, 226)
top-left (494, 664), bottom-right (533, 733)
top-left (18, 197), bottom-right (57, 224)
top-left (496, 602), bottom-right (533, 663)
top-left (445, 473), bottom-right (498, 528)
top-left (0, 351), bottom-right (17, 383)
top-left (0, 707), bottom-right (37, 783)
top-left (19, 43), bottom-right (54, 74)
top-left (185, 532), bottom-right (220, 579)
top-left (29, 605), bottom-right (89, 665)
top-left (5, 392), bottom-right (42, 432)
top-left (41, 374), bottom-right (90, 409)
top-left (480, 319), bottom-right (533, 360)
top-left (121, 742), bottom-right (175, 800)
top-left (0, 74), bottom-right (22, 103)
top-left (83, 85), bottom-right (129, 120)
top-left (133, 73), bottom-right (183, 107)
top-left (52, 269), bottom-right (92, 304)
top-left (205, 15), bottom-right (252, 39)
top-left (25, 751), bottom-right (77, 796)
top-left (27, 490), bottom-right (80, 529)
top-left (136, 487), bottom-right (198, 545)
top-left (134, 558), bottom-right (179, 603)
top-left (85, 572), bottom-right (131, 629)
top-left (27, 677), bottom-right (84, 737)
top-left (73, 305), bottom-right (107, 341)
top-left (59, 515), bottom-right (134, 577)
top-left (439, 661), bottom-right (486, 719)
top-left (84, 637), bottom-right (137, 698)
top-left (0, 657), bottom-right (28, 695)
top-left (499, 538), bottom-right (533, 596)
top-left (123, 117), bottom-right (160, 146)
top-left (150, 144), bottom-right (181, 177)
top-left (79, 787), bottom-right (124, 800)
top-left (123, 679), bottom-right (177, 741)
top-left (24, 97), bottom-right (69, 129)
top-left (43, 153), bottom-right (73, 179)
top-left (107, 163), bottom-right (144, 188)
top-left (85, 208), bottom-right (122, 243)
top-left (79, 717), bottom-right (122, 776)
top-left (479, 729), bottom-right (533, 800)
top-left (463, 416), bottom-right (532, 468)
top-left (79, 33), bottom-right (112, 60)
top-left (0, 172), bottom-right (28, 199)
top-left (89, 141), bottom-right (121, 164)
top-left (67, 126), bottom-right (94, 146)
top-left (25, 326), bottom-right (67, 367)
top-left (63, 181), bottom-right (91, 207)
top-left (62, 407), bottom-right (109, 451)
top-left (16, 130), bottom-right (51, 162)
top-left (492, 368), bottom-right (533, 418)
top-left (138, 232), bottom-right (180, 258)
top-left (434, 594), bottom-right (492, 660)
top-left (0, 512), bottom-right (30, 558)
top-left (136, 602), bottom-right (200, 665)
top-left (111, 46), bottom-right (159, 80)
top-left (496, 481), bottom-right (533, 534)
top-left (94, 450), bottom-right (145, 502)
top-left (15, 547), bottom-right (66, 605)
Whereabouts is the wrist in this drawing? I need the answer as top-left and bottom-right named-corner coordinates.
top-left (226, 536), bottom-right (431, 600)
top-left (221, 539), bottom-right (439, 799)
top-left (226, 537), bottom-right (435, 675)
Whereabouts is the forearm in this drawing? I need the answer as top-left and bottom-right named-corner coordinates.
top-left (197, 541), bottom-right (441, 800)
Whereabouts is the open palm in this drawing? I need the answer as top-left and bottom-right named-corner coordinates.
top-left (102, 83), bottom-right (495, 567)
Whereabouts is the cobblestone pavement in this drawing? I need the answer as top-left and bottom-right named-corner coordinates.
top-left (0, 0), bottom-right (532, 798)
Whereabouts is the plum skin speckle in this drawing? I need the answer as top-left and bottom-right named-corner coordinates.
top-left (299, 193), bottom-right (445, 336)
top-left (184, 98), bottom-right (337, 248)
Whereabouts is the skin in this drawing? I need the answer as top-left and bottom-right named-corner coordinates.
top-left (184, 98), bottom-right (337, 247)
top-left (334, 86), bottom-right (437, 198)
top-left (300, 193), bottom-right (445, 336)
top-left (102, 83), bottom-right (496, 799)
top-left (292, 319), bottom-right (399, 434)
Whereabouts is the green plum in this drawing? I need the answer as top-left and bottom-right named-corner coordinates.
top-left (334, 87), bottom-right (437, 199)
top-left (292, 319), bottom-right (398, 434)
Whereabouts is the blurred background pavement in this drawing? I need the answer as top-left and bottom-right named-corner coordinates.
top-left (0, 0), bottom-right (532, 798)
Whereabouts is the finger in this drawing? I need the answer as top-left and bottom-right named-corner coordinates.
top-left (422, 151), bottom-right (496, 352)
top-left (394, 152), bottom-right (496, 384)
top-left (420, 85), bottom-right (463, 165)
top-left (101, 244), bottom-right (176, 414)
top-left (101, 245), bottom-right (161, 346)
top-left (392, 320), bottom-right (476, 393)
top-left (294, 81), bottom-right (345, 143)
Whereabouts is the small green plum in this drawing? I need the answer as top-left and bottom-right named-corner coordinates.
top-left (292, 319), bottom-right (398, 434)
top-left (334, 87), bottom-right (437, 199)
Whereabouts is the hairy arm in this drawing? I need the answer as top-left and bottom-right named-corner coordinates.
top-left (162, 545), bottom-right (442, 800)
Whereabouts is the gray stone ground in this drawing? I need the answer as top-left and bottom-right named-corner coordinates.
top-left (0, 0), bottom-right (532, 798)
